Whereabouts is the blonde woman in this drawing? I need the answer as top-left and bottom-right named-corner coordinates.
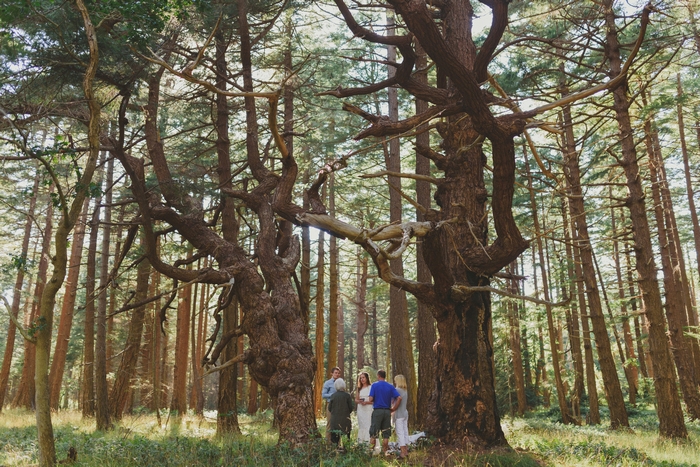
top-left (393, 374), bottom-right (409, 459)
top-left (355, 372), bottom-right (373, 443)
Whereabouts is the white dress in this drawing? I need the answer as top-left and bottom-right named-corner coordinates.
top-left (356, 385), bottom-right (373, 443)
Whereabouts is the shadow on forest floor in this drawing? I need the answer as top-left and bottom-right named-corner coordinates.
top-left (0, 408), bottom-right (699, 466)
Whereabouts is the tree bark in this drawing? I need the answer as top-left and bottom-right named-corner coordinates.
top-left (217, 298), bottom-right (240, 434)
top-left (571, 233), bottom-right (600, 424)
top-left (674, 76), bottom-right (700, 377)
top-left (35, 3), bottom-right (101, 461)
top-left (80, 198), bottom-right (99, 417)
top-left (170, 256), bottom-right (192, 416)
top-left (414, 40), bottom-right (437, 430)
top-left (355, 249), bottom-right (368, 370)
top-left (506, 263), bottom-right (527, 416)
top-left (14, 192), bottom-right (53, 410)
top-left (328, 174), bottom-right (339, 375)
top-left (602, 0), bottom-right (687, 438)
top-left (524, 149), bottom-right (573, 424)
top-left (560, 202), bottom-right (584, 417)
top-left (644, 103), bottom-right (700, 419)
top-left (385, 11), bottom-right (418, 425)
top-left (110, 235), bottom-right (150, 421)
top-left (610, 194), bottom-right (638, 406)
top-left (49, 197), bottom-right (89, 410)
top-left (0, 172), bottom-right (38, 411)
top-left (95, 153), bottom-right (113, 430)
top-left (313, 230), bottom-right (325, 416)
top-left (560, 88), bottom-right (628, 428)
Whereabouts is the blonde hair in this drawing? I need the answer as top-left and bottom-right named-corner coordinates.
top-left (394, 374), bottom-right (407, 389)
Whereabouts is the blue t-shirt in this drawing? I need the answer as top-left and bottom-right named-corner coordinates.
top-left (369, 380), bottom-right (400, 409)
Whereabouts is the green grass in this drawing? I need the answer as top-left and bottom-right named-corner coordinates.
top-left (0, 407), bottom-right (698, 466)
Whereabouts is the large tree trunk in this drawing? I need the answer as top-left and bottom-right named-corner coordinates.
top-left (420, 117), bottom-right (513, 448)
top-left (602, 0), bottom-right (687, 438)
top-left (0, 173), bottom-right (38, 411)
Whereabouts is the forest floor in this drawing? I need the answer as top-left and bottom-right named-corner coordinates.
top-left (0, 407), bottom-right (698, 466)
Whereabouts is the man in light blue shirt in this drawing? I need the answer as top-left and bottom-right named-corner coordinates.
top-left (322, 367), bottom-right (341, 441)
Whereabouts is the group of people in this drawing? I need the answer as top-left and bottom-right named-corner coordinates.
top-left (322, 367), bottom-right (409, 459)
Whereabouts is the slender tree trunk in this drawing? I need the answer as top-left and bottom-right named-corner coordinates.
top-left (561, 92), bottom-right (628, 428)
top-left (95, 154), bottom-right (113, 430)
top-left (0, 173), bottom-right (38, 411)
top-left (371, 297), bottom-right (378, 370)
top-left (560, 203), bottom-right (584, 418)
top-left (247, 376), bottom-right (258, 414)
top-left (603, 0), bottom-right (686, 438)
top-left (170, 255), bottom-right (192, 415)
top-left (385, 11), bottom-right (418, 424)
top-left (625, 247), bottom-right (650, 379)
top-left (49, 198), bottom-right (89, 410)
top-left (355, 249), bottom-right (368, 370)
top-left (14, 193), bottom-right (54, 410)
top-left (519, 258), bottom-right (533, 391)
top-left (328, 174), bottom-right (339, 376)
top-left (81, 198), bottom-right (99, 417)
top-left (572, 235), bottom-right (600, 424)
top-left (337, 300), bottom-right (345, 375)
top-left (35, 4), bottom-right (100, 461)
top-left (524, 148), bottom-right (573, 424)
top-left (190, 276), bottom-right (205, 415)
top-left (610, 194), bottom-right (638, 406)
top-left (313, 229), bottom-right (325, 416)
top-left (644, 104), bottom-right (700, 419)
top-left (110, 236), bottom-right (150, 421)
top-left (672, 76), bottom-right (700, 377)
top-left (217, 298), bottom-right (241, 434)
top-left (506, 263), bottom-right (527, 416)
top-left (212, 26), bottom-right (241, 430)
top-left (140, 267), bottom-right (157, 409)
top-left (414, 40), bottom-right (437, 430)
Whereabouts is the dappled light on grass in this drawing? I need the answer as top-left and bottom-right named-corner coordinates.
top-left (504, 408), bottom-right (700, 466)
top-left (2, 408), bottom-right (698, 466)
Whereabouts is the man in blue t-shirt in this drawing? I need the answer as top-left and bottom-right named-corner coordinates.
top-left (367, 369), bottom-right (401, 455)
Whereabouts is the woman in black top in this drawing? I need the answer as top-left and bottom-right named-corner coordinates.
top-left (328, 378), bottom-right (355, 449)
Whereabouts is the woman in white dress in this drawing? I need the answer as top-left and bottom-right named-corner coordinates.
top-left (354, 372), bottom-right (373, 443)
